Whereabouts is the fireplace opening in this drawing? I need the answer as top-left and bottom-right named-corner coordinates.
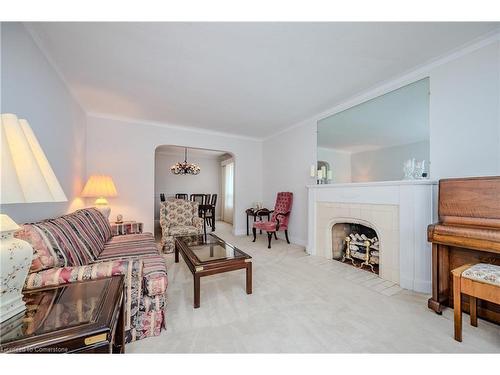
top-left (332, 222), bottom-right (379, 274)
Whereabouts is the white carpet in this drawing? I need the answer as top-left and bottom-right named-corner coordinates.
top-left (128, 222), bottom-right (500, 353)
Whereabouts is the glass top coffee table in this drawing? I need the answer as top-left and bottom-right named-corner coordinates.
top-left (174, 234), bottom-right (252, 308)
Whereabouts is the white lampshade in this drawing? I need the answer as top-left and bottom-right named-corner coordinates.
top-left (1, 113), bottom-right (67, 203)
top-left (81, 175), bottom-right (118, 198)
top-left (0, 214), bottom-right (20, 232)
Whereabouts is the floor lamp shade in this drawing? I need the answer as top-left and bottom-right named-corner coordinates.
top-left (1, 113), bottom-right (67, 323)
top-left (1, 113), bottom-right (67, 203)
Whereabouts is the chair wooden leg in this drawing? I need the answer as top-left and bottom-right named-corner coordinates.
top-left (273, 232), bottom-right (278, 240)
top-left (453, 273), bottom-right (462, 342)
top-left (470, 296), bottom-right (478, 327)
top-left (267, 232), bottom-right (272, 249)
top-left (252, 227), bottom-right (257, 242)
top-left (285, 230), bottom-right (290, 244)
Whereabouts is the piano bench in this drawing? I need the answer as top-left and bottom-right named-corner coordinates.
top-left (452, 263), bottom-right (500, 342)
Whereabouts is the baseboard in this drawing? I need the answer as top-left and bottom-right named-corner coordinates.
top-left (233, 228), bottom-right (247, 236)
top-left (289, 236), bottom-right (307, 247)
top-left (399, 276), bottom-right (432, 294)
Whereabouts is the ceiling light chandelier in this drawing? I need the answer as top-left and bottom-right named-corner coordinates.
top-left (170, 148), bottom-right (201, 175)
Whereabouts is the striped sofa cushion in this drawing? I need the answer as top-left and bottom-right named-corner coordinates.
top-left (59, 212), bottom-right (106, 259)
top-left (34, 219), bottom-right (96, 266)
top-left (73, 208), bottom-right (113, 244)
top-left (15, 224), bottom-right (60, 272)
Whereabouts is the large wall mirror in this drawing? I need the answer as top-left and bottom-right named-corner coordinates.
top-left (317, 78), bottom-right (430, 183)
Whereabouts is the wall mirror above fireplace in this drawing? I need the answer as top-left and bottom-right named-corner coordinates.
top-left (317, 78), bottom-right (430, 183)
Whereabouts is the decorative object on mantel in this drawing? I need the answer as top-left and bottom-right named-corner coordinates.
top-left (170, 147), bottom-right (200, 175)
top-left (310, 165), bottom-right (316, 178)
top-left (403, 158), bottom-right (415, 179)
top-left (81, 175), bottom-right (118, 219)
top-left (403, 158), bottom-right (428, 180)
top-left (1, 113), bottom-right (67, 323)
top-left (315, 161), bottom-right (331, 184)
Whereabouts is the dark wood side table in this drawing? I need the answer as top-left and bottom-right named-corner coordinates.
top-left (0, 276), bottom-right (125, 354)
top-left (245, 208), bottom-right (271, 235)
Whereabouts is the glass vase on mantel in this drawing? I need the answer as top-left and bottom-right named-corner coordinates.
top-left (403, 158), bottom-right (428, 180)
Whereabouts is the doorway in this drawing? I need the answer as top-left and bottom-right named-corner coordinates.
top-left (154, 145), bottom-right (234, 240)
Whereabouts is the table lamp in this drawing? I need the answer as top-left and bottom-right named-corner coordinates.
top-left (1, 113), bottom-right (67, 322)
top-left (81, 175), bottom-right (117, 218)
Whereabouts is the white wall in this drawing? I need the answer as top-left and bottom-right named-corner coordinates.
top-left (350, 140), bottom-right (430, 182)
top-left (154, 151), bottom-right (222, 220)
top-left (263, 38), bottom-right (500, 246)
top-left (0, 23), bottom-right (87, 223)
top-left (430, 41), bottom-right (500, 178)
top-left (317, 147), bottom-right (351, 183)
top-left (86, 114), bottom-right (262, 235)
top-left (262, 120), bottom-right (316, 246)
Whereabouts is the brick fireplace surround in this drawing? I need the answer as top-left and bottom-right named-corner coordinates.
top-left (307, 180), bottom-right (437, 293)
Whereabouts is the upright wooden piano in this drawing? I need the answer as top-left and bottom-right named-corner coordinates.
top-left (428, 176), bottom-right (500, 324)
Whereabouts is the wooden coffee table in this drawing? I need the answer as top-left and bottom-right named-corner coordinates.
top-left (175, 234), bottom-right (252, 308)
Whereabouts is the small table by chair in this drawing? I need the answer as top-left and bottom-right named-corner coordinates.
top-left (0, 276), bottom-right (125, 353)
top-left (245, 208), bottom-right (271, 236)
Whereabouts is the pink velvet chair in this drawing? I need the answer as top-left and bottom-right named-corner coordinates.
top-left (252, 192), bottom-right (293, 249)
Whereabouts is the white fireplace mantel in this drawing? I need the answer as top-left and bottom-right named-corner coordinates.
top-left (307, 180), bottom-right (437, 293)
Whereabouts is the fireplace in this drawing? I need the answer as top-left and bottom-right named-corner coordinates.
top-left (307, 180), bottom-right (437, 293)
top-left (332, 222), bottom-right (379, 274)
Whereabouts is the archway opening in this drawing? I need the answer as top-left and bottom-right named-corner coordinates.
top-left (154, 145), bottom-right (235, 241)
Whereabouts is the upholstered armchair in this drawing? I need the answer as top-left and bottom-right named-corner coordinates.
top-left (253, 192), bottom-right (293, 249)
top-left (160, 199), bottom-right (204, 253)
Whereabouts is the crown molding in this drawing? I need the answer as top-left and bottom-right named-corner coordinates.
top-left (87, 111), bottom-right (263, 142)
top-left (155, 149), bottom-right (225, 160)
top-left (264, 27), bottom-right (500, 141)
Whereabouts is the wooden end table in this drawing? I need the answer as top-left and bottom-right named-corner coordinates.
top-left (175, 234), bottom-right (252, 308)
top-left (110, 221), bottom-right (143, 236)
top-left (0, 276), bottom-right (125, 354)
top-left (245, 208), bottom-right (271, 235)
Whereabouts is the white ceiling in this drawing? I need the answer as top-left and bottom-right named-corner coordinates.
top-left (318, 78), bottom-right (430, 153)
top-left (28, 22), bottom-right (499, 138)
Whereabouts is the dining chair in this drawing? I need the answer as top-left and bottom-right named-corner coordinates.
top-left (204, 194), bottom-right (217, 231)
top-left (175, 193), bottom-right (188, 200)
top-left (190, 194), bottom-right (206, 205)
top-left (160, 193), bottom-right (166, 202)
